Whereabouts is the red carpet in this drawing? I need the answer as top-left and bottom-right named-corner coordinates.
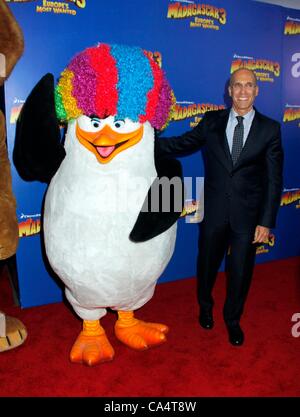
top-left (0, 257), bottom-right (299, 397)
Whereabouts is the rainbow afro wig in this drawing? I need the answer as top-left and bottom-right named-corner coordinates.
top-left (55, 43), bottom-right (175, 130)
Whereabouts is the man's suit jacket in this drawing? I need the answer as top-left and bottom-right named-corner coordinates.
top-left (156, 108), bottom-right (284, 233)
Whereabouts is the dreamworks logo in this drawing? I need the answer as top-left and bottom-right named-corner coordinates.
top-left (291, 313), bottom-right (300, 337)
top-left (0, 53), bottom-right (6, 77)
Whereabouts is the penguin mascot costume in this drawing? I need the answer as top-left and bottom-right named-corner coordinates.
top-left (14, 43), bottom-right (183, 366)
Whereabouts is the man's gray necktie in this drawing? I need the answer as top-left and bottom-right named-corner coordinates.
top-left (231, 116), bottom-right (244, 165)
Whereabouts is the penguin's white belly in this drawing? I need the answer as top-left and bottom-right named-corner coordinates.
top-left (44, 165), bottom-right (176, 311)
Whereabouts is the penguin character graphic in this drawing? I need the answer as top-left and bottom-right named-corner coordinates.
top-left (14, 44), bottom-right (183, 366)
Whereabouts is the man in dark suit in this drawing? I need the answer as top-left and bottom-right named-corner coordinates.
top-left (156, 68), bottom-right (283, 346)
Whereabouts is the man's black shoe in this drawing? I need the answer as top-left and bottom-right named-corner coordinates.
top-left (226, 324), bottom-right (244, 346)
top-left (199, 311), bottom-right (214, 330)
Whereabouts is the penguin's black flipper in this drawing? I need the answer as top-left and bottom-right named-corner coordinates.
top-left (13, 73), bottom-right (66, 183)
top-left (129, 156), bottom-right (184, 243)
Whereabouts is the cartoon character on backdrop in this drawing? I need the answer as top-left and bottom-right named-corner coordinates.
top-left (14, 44), bottom-right (183, 366)
top-left (0, 0), bottom-right (27, 352)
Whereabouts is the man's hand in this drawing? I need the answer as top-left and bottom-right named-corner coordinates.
top-left (252, 225), bottom-right (270, 244)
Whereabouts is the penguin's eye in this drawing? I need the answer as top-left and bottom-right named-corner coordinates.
top-left (110, 118), bottom-right (141, 133)
top-left (114, 120), bottom-right (125, 129)
top-left (91, 119), bottom-right (101, 129)
top-left (77, 115), bottom-right (103, 132)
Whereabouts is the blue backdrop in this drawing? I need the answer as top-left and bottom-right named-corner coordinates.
top-left (4, 0), bottom-right (300, 308)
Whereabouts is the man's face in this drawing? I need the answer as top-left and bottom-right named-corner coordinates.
top-left (228, 69), bottom-right (259, 115)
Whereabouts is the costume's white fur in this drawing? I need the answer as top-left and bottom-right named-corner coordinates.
top-left (44, 120), bottom-right (176, 320)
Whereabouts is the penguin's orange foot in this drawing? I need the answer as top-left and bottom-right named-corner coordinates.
top-left (70, 332), bottom-right (115, 366)
top-left (70, 321), bottom-right (115, 366)
top-left (115, 320), bottom-right (169, 351)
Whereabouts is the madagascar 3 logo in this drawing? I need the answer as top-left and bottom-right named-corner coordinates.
top-left (283, 105), bottom-right (300, 128)
top-left (231, 54), bottom-right (280, 83)
top-left (256, 233), bottom-right (275, 255)
top-left (228, 233), bottom-right (275, 255)
top-left (167, 1), bottom-right (226, 30)
top-left (281, 188), bottom-right (300, 209)
top-left (180, 199), bottom-right (202, 223)
top-left (36, 0), bottom-right (86, 15)
top-left (284, 17), bottom-right (300, 36)
top-left (18, 214), bottom-right (41, 238)
top-left (172, 101), bottom-right (225, 127)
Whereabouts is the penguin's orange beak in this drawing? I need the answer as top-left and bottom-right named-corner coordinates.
top-left (76, 123), bottom-right (144, 164)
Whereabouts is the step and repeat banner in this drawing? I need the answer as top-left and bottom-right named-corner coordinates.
top-left (4, 0), bottom-right (300, 307)
top-left (281, 10), bottom-right (300, 258)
